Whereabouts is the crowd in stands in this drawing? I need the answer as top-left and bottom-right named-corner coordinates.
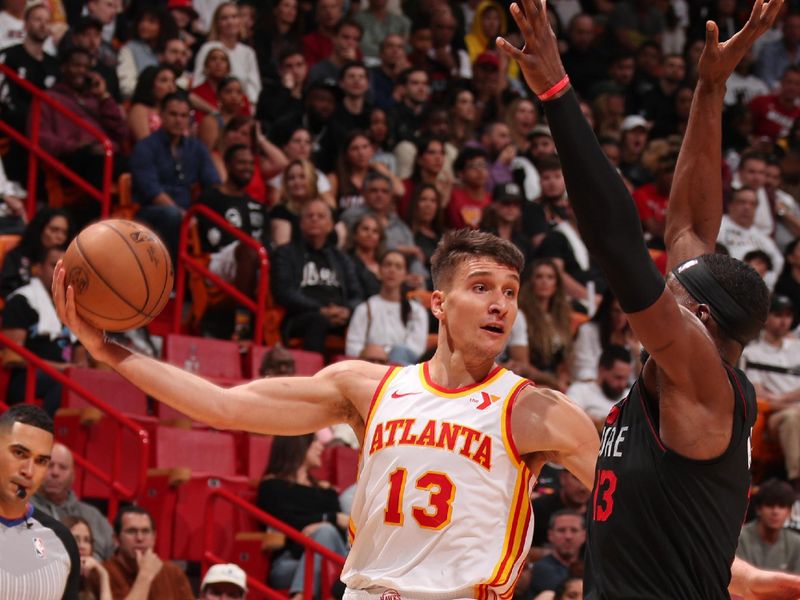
top-left (2, 0), bottom-right (800, 596)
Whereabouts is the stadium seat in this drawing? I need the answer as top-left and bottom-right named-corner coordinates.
top-left (751, 398), bottom-right (785, 483)
top-left (61, 367), bottom-right (148, 415)
top-left (164, 334), bottom-right (244, 383)
top-left (250, 345), bottom-right (325, 377)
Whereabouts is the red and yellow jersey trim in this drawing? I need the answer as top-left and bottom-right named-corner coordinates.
top-left (348, 517), bottom-right (357, 545)
top-left (364, 365), bottom-right (401, 438)
top-left (502, 379), bottom-right (535, 468)
top-left (418, 362), bottom-right (506, 398)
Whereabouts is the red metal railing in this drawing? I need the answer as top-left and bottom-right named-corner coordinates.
top-left (173, 204), bottom-right (270, 345)
top-left (203, 488), bottom-right (346, 600)
top-left (0, 64), bottom-right (112, 219)
top-left (0, 333), bottom-right (149, 518)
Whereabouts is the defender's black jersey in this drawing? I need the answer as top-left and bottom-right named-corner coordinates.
top-left (584, 363), bottom-right (757, 599)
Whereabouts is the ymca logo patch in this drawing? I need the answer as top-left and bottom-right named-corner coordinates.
top-left (471, 391), bottom-right (501, 410)
top-left (380, 590), bottom-right (402, 600)
top-left (32, 537), bottom-right (46, 559)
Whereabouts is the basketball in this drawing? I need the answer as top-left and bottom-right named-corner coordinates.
top-left (62, 219), bottom-right (174, 332)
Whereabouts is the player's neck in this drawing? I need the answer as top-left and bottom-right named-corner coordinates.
top-left (428, 349), bottom-right (496, 390)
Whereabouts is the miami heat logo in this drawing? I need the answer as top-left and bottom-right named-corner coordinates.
top-left (67, 267), bottom-right (89, 295)
top-left (380, 590), bottom-right (402, 600)
top-left (605, 405), bottom-right (621, 426)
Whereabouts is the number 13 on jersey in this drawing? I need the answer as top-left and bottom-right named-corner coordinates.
top-left (384, 468), bottom-right (456, 530)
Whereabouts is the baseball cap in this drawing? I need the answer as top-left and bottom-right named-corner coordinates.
top-left (305, 77), bottom-right (341, 98)
top-left (475, 51), bottom-right (500, 70)
top-left (167, 0), bottom-right (200, 19)
top-left (528, 124), bottom-right (552, 139)
top-left (493, 182), bottom-right (524, 203)
top-left (201, 563), bottom-right (247, 592)
top-left (621, 115), bottom-right (649, 132)
top-left (769, 294), bottom-right (795, 314)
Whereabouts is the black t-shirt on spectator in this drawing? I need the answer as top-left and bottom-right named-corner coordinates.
top-left (0, 44), bottom-right (59, 128)
top-left (197, 188), bottom-right (269, 252)
top-left (3, 293), bottom-right (70, 362)
top-left (256, 81), bottom-right (303, 131)
top-left (301, 248), bottom-right (345, 306)
top-left (522, 202), bottom-right (548, 241)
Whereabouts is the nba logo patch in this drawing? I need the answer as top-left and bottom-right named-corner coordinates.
top-left (32, 537), bottom-right (46, 559)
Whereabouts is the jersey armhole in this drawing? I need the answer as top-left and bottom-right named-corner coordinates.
top-left (503, 379), bottom-right (535, 469)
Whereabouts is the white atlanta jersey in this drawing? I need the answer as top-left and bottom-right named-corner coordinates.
top-left (342, 362), bottom-right (536, 600)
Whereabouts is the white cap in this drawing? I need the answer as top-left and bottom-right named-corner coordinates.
top-left (201, 563), bottom-right (247, 592)
top-left (621, 115), bottom-right (649, 132)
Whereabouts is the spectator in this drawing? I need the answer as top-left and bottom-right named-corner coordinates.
top-left (639, 53), bottom-right (686, 125)
top-left (270, 158), bottom-right (320, 246)
top-left (733, 151), bottom-right (773, 237)
top-left (717, 187), bottom-right (784, 289)
top-left (31, 442), bottom-right (115, 560)
top-left (194, 2), bottom-right (261, 104)
top-left (531, 470), bottom-right (591, 550)
top-left (345, 250), bottom-right (428, 364)
top-left (130, 92), bottom-right (221, 259)
top-left (367, 107), bottom-right (398, 175)
top-left (198, 76), bottom-right (246, 149)
top-left (618, 115), bottom-right (650, 187)
top-left (566, 345), bottom-right (632, 430)
top-left (765, 158), bottom-right (800, 251)
top-left (258, 343), bottom-right (296, 377)
top-left (62, 515), bottom-right (112, 600)
top-left (529, 511), bottom-right (587, 596)
top-left (776, 239), bottom-right (800, 327)
top-left (506, 98), bottom-right (538, 155)
top-left (527, 125), bottom-right (556, 165)
top-left (448, 146), bottom-right (492, 230)
top-left (394, 107), bottom-right (456, 181)
top-left (0, 156), bottom-right (26, 234)
top-left (479, 121), bottom-right (516, 190)
top-left (191, 45), bottom-right (251, 124)
top-left (257, 434), bottom-right (348, 599)
top-left (464, 0), bottom-right (514, 79)
top-left (590, 51), bottom-right (636, 114)
top-left (632, 152), bottom-right (676, 248)
top-left (37, 47), bottom-right (127, 192)
top-left (307, 18), bottom-right (362, 86)
top-left (65, 17), bottom-right (120, 101)
top-left (128, 64), bottom-right (177, 142)
top-left (561, 13), bottom-right (607, 99)
top-left (518, 259), bottom-right (573, 391)
top-left (367, 34), bottom-right (408, 109)
top-left (0, 405), bottom-right (80, 599)
top-left (606, 0), bottom-right (665, 52)
top-left (117, 7), bottom-right (177, 99)
top-left (199, 563), bottom-right (247, 600)
top-left (104, 505), bottom-right (194, 599)
top-left (725, 49), bottom-right (769, 107)
top-left (167, 0), bottom-right (203, 52)
top-left (737, 479), bottom-right (800, 573)
top-left (347, 213), bottom-right (384, 299)
top-left (430, 6), bottom-right (471, 81)
top-left (757, 13), bottom-right (800, 90)
top-left (480, 182), bottom-right (532, 266)
top-left (269, 127), bottom-right (333, 207)
top-left (159, 37), bottom-right (192, 91)
top-left (743, 295), bottom-right (800, 489)
top-left (390, 67), bottom-right (431, 143)
top-left (571, 290), bottom-right (641, 383)
top-left (333, 131), bottom-right (376, 212)
top-left (749, 66), bottom-right (800, 142)
top-left (745, 249), bottom-right (775, 284)
top-left (334, 60), bottom-right (372, 131)
top-left (2, 246), bottom-right (87, 416)
top-left (449, 88), bottom-right (478, 148)
top-left (271, 199), bottom-right (363, 352)
top-left (0, 207), bottom-right (70, 298)
top-left (354, 0), bottom-right (410, 66)
top-left (252, 0), bottom-right (303, 78)
top-left (83, 0), bottom-right (120, 48)
top-left (302, 0), bottom-right (343, 68)
top-left (197, 144), bottom-right (268, 337)
top-left (0, 0), bottom-right (25, 51)
top-left (399, 136), bottom-right (449, 220)
top-left (256, 46), bottom-right (306, 128)
top-left (408, 183), bottom-right (444, 289)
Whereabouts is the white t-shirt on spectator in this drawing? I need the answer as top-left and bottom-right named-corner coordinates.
top-left (742, 336), bottom-right (800, 396)
top-left (345, 295), bottom-right (429, 360)
top-left (269, 169), bottom-right (332, 194)
top-left (717, 214), bottom-right (784, 289)
top-left (566, 380), bottom-right (627, 422)
top-left (193, 41), bottom-right (262, 104)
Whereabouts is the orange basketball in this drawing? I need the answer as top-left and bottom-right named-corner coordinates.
top-left (62, 219), bottom-right (174, 332)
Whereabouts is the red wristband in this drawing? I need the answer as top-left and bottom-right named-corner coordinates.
top-left (537, 74), bottom-right (570, 101)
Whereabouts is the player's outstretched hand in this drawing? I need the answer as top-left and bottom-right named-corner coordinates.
top-left (698, 0), bottom-right (783, 86)
top-left (52, 259), bottom-right (106, 359)
top-left (496, 0), bottom-right (566, 97)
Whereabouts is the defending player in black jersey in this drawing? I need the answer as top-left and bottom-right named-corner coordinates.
top-left (500, 0), bottom-right (800, 597)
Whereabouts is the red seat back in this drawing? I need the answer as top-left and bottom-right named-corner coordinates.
top-left (165, 334), bottom-right (243, 380)
top-left (62, 368), bottom-right (148, 415)
top-left (153, 426), bottom-right (238, 475)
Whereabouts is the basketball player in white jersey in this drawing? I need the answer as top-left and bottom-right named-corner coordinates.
top-left (51, 230), bottom-right (791, 598)
top-left (53, 229), bottom-right (600, 598)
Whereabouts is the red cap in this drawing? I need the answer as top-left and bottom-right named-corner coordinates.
top-left (167, 0), bottom-right (199, 17)
top-left (475, 51), bottom-right (500, 70)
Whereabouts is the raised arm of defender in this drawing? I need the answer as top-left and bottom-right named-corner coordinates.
top-left (51, 261), bottom-right (384, 436)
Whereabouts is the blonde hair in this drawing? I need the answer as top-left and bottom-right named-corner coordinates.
top-left (209, 1), bottom-right (240, 41)
top-left (278, 159), bottom-right (319, 214)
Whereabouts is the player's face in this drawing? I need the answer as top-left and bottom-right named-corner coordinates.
top-left (117, 513), bottom-right (156, 557)
top-left (433, 258), bottom-right (519, 359)
top-left (70, 522), bottom-right (93, 558)
top-left (0, 423), bottom-right (52, 512)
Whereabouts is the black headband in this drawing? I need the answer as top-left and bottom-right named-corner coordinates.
top-left (672, 256), bottom-right (764, 346)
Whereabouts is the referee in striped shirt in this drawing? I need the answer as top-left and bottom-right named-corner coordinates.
top-left (0, 405), bottom-right (79, 599)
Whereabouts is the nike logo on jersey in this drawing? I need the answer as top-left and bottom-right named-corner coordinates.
top-left (391, 390), bottom-right (421, 399)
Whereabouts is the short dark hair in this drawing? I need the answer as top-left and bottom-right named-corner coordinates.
top-left (223, 143), bottom-right (250, 166)
top-left (278, 45), bottom-right (304, 65)
top-left (60, 46), bottom-right (91, 66)
top-left (335, 17), bottom-right (363, 36)
top-left (453, 146), bottom-right (488, 173)
top-left (754, 478), bottom-right (795, 509)
top-left (113, 505), bottom-right (155, 536)
top-left (0, 405), bottom-right (54, 435)
top-left (701, 252), bottom-right (770, 345)
top-left (743, 249), bottom-right (773, 271)
top-left (537, 154), bottom-right (562, 174)
top-left (783, 64), bottom-right (800, 79)
top-left (339, 60), bottom-right (367, 81)
top-left (160, 90), bottom-right (190, 111)
top-left (430, 229), bottom-right (524, 290)
top-left (598, 344), bottom-right (631, 370)
top-left (364, 170), bottom-right (391, 189)
top-left (397, 67), bottom-right (428, 86)
top-left (548, 508), bottom-right (585, 529)
top-left (738, 150), bottom-right (766, 171)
